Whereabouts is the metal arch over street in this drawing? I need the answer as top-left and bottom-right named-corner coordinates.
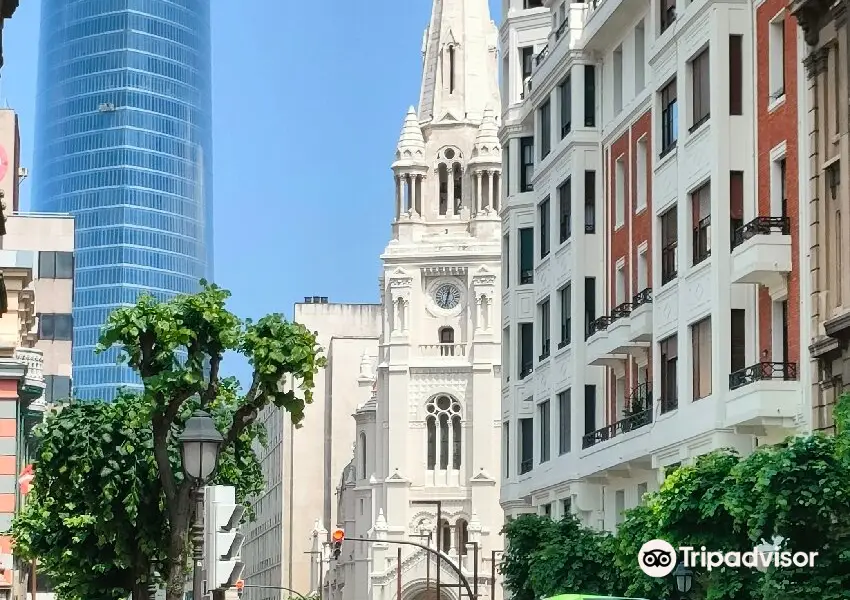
top-left (344, 536), bottom-right (475, 600)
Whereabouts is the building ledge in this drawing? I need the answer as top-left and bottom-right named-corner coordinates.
top-left (810, 334), bottom-right (842, 359)
top-left (824, 309), bottom-right (850, 342)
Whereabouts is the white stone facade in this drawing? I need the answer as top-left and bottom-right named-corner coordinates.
top-left (242, 300), bottom-right (381, 600)
top-left (319, 2), bottom-right (506, 599)
top-left (499, 0), bottom-right (809, 534)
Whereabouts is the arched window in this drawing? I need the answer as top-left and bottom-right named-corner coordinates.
top-left (425, 396), bottom-right (462, 470)
top-left (438, 163), bottom-right (449, 215)
top-left (359, 431), bottom-right (367, 479)
top-left (455, 519), bottom-right (469, 555)
top-left (448, 45), bottom-right (456, 94)
top-left (439, 327), bottom-right (454, 356)
top-left (452, 163), bottom-right (463, 214)
top-left (440, 519), bottom-right (451, 553)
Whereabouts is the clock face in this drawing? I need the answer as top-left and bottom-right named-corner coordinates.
top-left (434, 284), bottom-right (461, 310)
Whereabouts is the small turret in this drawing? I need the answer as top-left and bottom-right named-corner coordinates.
top-left (391, 107), bottom-right (428, 222)
top-left (467, 105), bottom-right (502, 216)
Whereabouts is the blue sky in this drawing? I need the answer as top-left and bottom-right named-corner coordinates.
top-left (1, 0), bottom-right (501, 384)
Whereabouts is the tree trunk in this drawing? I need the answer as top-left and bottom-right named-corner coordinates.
top-left (165, 504), bottom-right (191, 600)
top-left (132, 581), bottom-right (151, 600)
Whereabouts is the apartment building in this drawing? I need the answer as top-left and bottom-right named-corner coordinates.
top-left (0, 107), bottom-right (75, 600)
top-left (791, 0), bottom-right (850, 433)
top-left (500, 0), bottom-right (808, 531)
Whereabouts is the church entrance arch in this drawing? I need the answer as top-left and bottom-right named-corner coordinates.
top-left (406, 588), bottom-right (453, 600)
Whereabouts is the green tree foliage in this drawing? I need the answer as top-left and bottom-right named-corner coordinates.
top-left (12, 282), bottom-right (325, 600)
top-left (502, 393), bottom-right (850, 600)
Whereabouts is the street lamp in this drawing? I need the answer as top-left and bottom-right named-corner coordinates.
top-left (178, 409), bottom-right (224, 600)
top-left (179, 410), bottom-right (224, 480)
top-left (672, 561), bottom-right (693, 595)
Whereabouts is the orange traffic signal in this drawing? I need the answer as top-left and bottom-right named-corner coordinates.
top-left (332, 528), bottom-right (345, 542)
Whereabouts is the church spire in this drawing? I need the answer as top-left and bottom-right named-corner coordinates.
top-left (418, 0), bottom-right (500, 126)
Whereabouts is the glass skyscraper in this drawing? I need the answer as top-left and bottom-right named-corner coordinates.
top-left (32, 0), bottom-right (214, 401)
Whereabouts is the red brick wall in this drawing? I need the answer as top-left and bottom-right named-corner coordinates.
top-left (605, 109), bottom-right (654, 423)
top-left (755, 0), bottom-right (800, 365)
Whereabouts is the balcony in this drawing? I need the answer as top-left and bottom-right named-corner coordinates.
top-left (585, 316), bottom-right (627, 367)
top-left (587, 292), bottom-right (653, 364)
top-left (731, 217), bottom-right (792, 298)
top-left (419, 343), bottom-right (468, 358)
top-left (582, 0), bottom-right (648, 52)
top-left (726, 362), bottom-right (799, 432)
top-left (628, 288), bottom-right (653, 342)
top-left (582, 383), bottom-right (653, 449)
top-left (15, 347), bottom-right (45, 397)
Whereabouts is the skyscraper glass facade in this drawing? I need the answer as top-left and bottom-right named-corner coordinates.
top-left (32, 0), bottom-right (214, 401)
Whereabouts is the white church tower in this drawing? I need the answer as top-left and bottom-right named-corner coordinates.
top-left (323, 2), bottom-right (504, 599)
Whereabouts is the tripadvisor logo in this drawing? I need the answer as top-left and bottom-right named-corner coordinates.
top-left (638, 539), bottom-right (818, 577)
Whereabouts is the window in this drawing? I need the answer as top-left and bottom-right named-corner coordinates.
top-left (690, 49), bottom-right (710, 129)
top-left (519, 323), bottom-right (534, 378)
top-left (635, 21), bottom-right (646, 92)
top-left (691, 182), bottom-right (711, 265)
top-left (637, 246), bottom-right (649, 291)
top-left (44, 375), bottom-right (72, 403)
top-left (562, 497), bottom-right (572, 517)
top-left (730, 309), bottom-right (746, 373)
top-left (637, 482), bottom-right (648, 504)
top-left (584, 65), bottom-right (596, 127)
top-left (559, 284), bottom-right (571, 348)
top-left (729, 35), bottom-right (743, 115)
top-left (660, 0), bottom-right (676, 33)
top-left (425, 395), bottom-right (462, 470)
top-left (521, 47), bottom-right (534, 81)
top-left (560, 75), bottom-right (572, 137)
top-left (558, 389), bottom-right (571, 454)
top-left (358, 431), bottom-right (367, 478)
top-left (539, 196), bottom-right (551, 258)
top-left (613, 45), bottom-right (623, 114)
top-left (519, 228), bottom-right (534, 284)
top-left (615, 490), bottom-right (626, 525)
top-left (439, 327), bottom-right (455, 355)
top-left (503, 421), bottom-right (510, 477)
top-left (615, 263), bottom-right (626, 305)
top-left (660, 207), bottom-right (678, 284)
top-left (503, 327), bottom-right (511, 382)
top-left (541, 503), bottom-right (552, 518)
top-left (440, 520), bottom-right (451, 553)
top-left (615, 157), bottom-right (625, 228)
top-left (768, 16), bottom-right (785, 100)
top-left (730, 170), bottom-right (745, 240)
top-left (691, 317), bottom-right (712, 399)
top-left (777, 158), bottom-right (788, 216)
top-left (448, 45), bottom-right (456, 93)
top-left (539, 298), bottom-right (551, 359)
top-left (660, 79), bottom-right (678, 154)
top-left (540, 100), bottom-right (552, 158)
top-left (520, 137), bottom-right (534, 191)
top-left (456, 519), bottom-right (469, 555)
top-left (539, 400), bottom-right (551, 463)
top-left (505, 144), bottom-right (510, 194)
top-left (584, 385), bottom-right (597, 434)
top-left (636, 137), bottom-right (648, 212)
top-left (38, 313), bottom-right (73, 341)
top-left (660, 335), bottom-right (679, 412)
top-left (524, 0), bottom-right (544, 8)
top-left (558, 178), bottom-right (571, 242)
top-left (585, 170), bottom-right (596, 233)
top-left (584, 277), bottom-right (596, 339)
top-left (503, 234), bottom-right (510, 288)
top-left (519, 418), bottom-right (533, 474)
top-left (38, 251), bottom-right (74, 279)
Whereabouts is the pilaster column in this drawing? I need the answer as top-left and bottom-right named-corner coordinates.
top-left (447, 167), bottom-right (455, 216)
top-left (405, 174), bottom-right (412, 213)
top-left (414, 174), bottom-right (422, 215)
top-left (487, 170), bottom-right (495, 208)
top-left (395, 174), bottom-right (403, 219)
top-left (495, 170), bottom-right (501, 210)
top-left (475, 170), bottom-right (483, 214)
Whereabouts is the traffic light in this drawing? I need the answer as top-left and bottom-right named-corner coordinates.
top-left (331, 528), bottom-right (345, 560)
top-left (203, 485), bottom-right (246, 592)
top-left (235, 579), bottom-right (245, 599)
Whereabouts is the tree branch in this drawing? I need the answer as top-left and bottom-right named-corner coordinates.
top-left (138, 331), bottom-right (157, 378)
top-left (201, 353), bottom-right (222, 408)
top-left (221, 373), bottom-right (263, 449)
top-left (152, 415), bottom-right (178, 504)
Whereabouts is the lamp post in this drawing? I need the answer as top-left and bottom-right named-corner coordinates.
top-left (672, 561), bottom-right (693, 599)
top-left (179, 410), bottom-right (224, 600)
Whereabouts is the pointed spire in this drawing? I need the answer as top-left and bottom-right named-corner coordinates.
top-left (392, 106), bottom-right (426, 168)
top-left (418, 0), bottom-right (500, 124)
top-left (376, 509), bottom-right (388, 529)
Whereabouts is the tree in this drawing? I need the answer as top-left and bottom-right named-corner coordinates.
top-left (501, 514), bottom-right (624, 599)
top-left (12, 283), bottom-right (325, 600)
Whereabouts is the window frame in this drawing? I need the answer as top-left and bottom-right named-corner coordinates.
top-left (558, 178), bottom-right (571, 243)
top-left (559, 74), bottom-right (572, 137)
top-left (691, 182), bottom-right (711, 265)
top-left (520, 137), bottom-right (535, 192)
top-left (660, 207), bottom-right (678, 285)
top-left (539, 400), bottom-right (551, 463)
top-left (540, 100), bottom-right (552, 159)
top-left (539, 298), bottom-right (551, 359)
top-left (691, 317), bottom-right (712, 400)
top-left (660, 334), bottom-right (679, 412)
top-left (519, 227), bottom-right (534, 285)
top-left (539, 196), bottom-right (551, 258)
top-left (558, 389), bottom-right (571, 455)
top-left (584, 170), bottom-right (596, 233)
top-left (559, 284), bottom-right (571, 348)
top-left (690, 48), bottom-right (710, 130)
top-left (660, 78), bottom-right (678, 155)
top-left (660, 0), bottom-right (676, 34)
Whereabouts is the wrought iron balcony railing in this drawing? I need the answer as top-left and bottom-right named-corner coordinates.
top-left (728, 361), bottom-right (798, 391)
top-left (632, 287), bottom-right (652, 307)
top-left (731, 216), bottom-right (791, 250)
